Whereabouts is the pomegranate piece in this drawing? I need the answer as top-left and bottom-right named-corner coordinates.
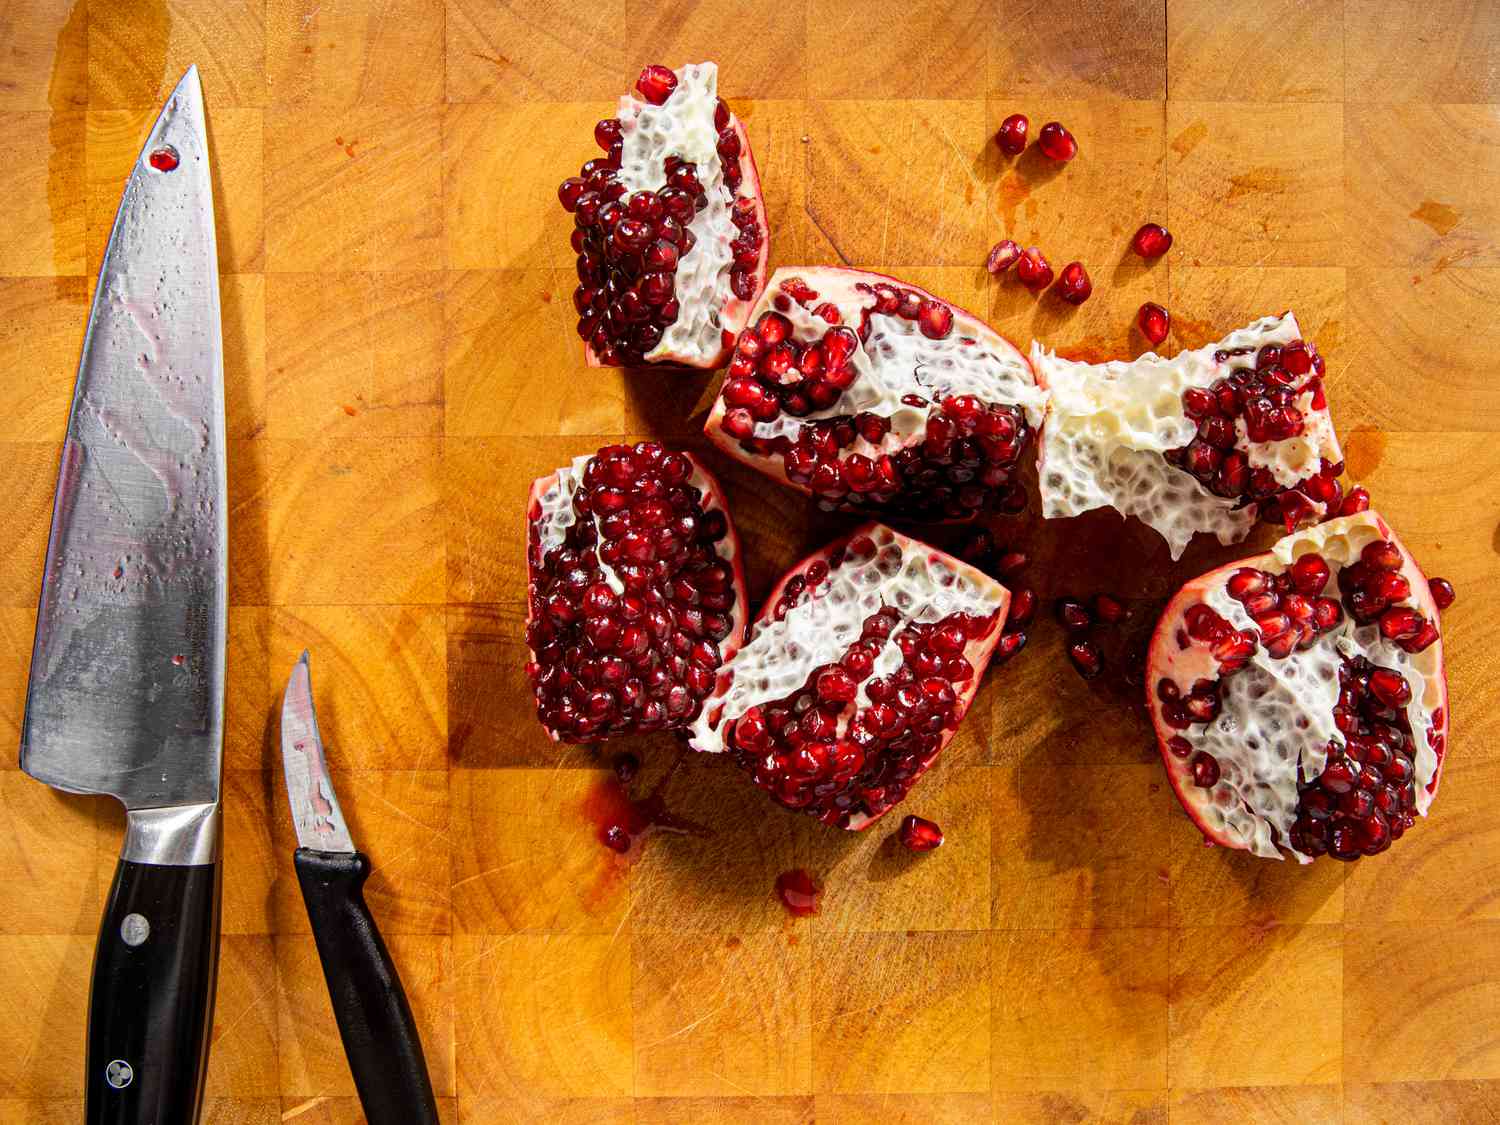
top-left (986, 239), bottom-right (1021, 274)
top-left (560, 61), bottom-right (769, 370)
top-left (1032, 312), bottom-right (1346, 560)
top-left (1036, 122), bottom-right (1077, 162)
top-left (1148, 511), bottom-right (1451, 862)
top-left (898, 814), bottom-right (945, 851)
top-left (1131, 223), bottom-right (1173, 259)
top-left (1016, 247), bottom-right (1053, 291)
top-left (994, 113), bottom-right (1029, 156)
top-left (524, 442), bottom-right (748, 742)
top-left (704, 267), bottom-right (1047, 523)
top-left (1428, 577), bottom-right (1456, 609)
top-left (1137, 302), bottom-right (1170, 345)
top-left (1055, 261), bottom-right (1092, 305)
top-left (689, 524), bottom-right (1010, 829)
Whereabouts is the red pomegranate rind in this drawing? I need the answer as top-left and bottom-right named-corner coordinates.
top-left (688, 524), bottom-right (1009, 830)
top-left (1032, 312), bottom-right (1345, 560)
top-left (524, 443), bottom-right (748, 743)
top-left (1148, 511), bottom-right (1449, 862)
top-left (561, 61), bottom-right (770, 370)
top-left (704, 266), bottom-right (1047, 523)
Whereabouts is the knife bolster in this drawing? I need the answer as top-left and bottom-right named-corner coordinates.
top-left (122, 802), bottom-right (221, 865)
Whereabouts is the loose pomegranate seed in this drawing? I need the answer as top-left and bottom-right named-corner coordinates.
top-left (994, 630), bottom-right (1028, 663)
top-left (636, 64), bottom-right (678, 105)
top-left (613, 752), bottom-right (640, 784)
top-left (775, 869), bottom-right (820, 916)
top-left (601, 824), bottom-right (631, 852)
top-left (1093, 594), bottom-right (1127, 624)
top-left (1016, 247), bottom-right (1054, 291)
top-left (985, 239), bottom-right (1021, 274)
top-left (1055, 261), bottom-right (1092, 305)
top-left (898, 815), bottom-right (944, 851)
top-left (1131, 222), bottom-right (1172, 259)
top-left (1138, 302), bottom-right (1170, 346)
top-left (1067, 639), bottom-right (1103, 678)
top-left (148, 145), bottom-right (180, 172)
top-left (994, 113), bottom-right (1028, 156)
top-left (1008, 589), bottom-right (1037, 628)
top-left (1429, 577), bottom-right (1456, 609)
top-left (1056, 600), bottom-right (1092, 632)
top-left (996, 551), bottom-right (1028, 577)
top-left (1036, 121), bottom-right (1077, 163)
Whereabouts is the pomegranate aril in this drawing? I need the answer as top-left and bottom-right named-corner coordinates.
top-left (1016, 247), bottom-right (1053, 291)
top-left (898, 815), bottom-right (944, 851)
top-left (1056, 600), bottom-right (1093, 632)
top-left (1138, 302), bottom-right (1170, 346)
top-left (917, 300), bottom-right (954, 339)
top-left (1067, 639), bottom-right (1103, 679)
top-left (636, 64), bottom-right (678, 104)
top-left (1008, 589), bottom-right (1037, 628)
top-left (1339, 487), bottom-right (1371, 516)
top-left (994, 113), bottom-right (1028, 155)
top-left (1290, 553), bottom-right (1331, 596)
top-left (1131, 222), bottom-right (1172, 259)
top-left (985, 239), bottom-right (1021, 274)
top-left (1036, 121), bottom-right (1077, 162)
top-left (1428, 577), bottom-right (1456, 610)
top-left (1055, 261), bottom-right (1092, 305)
top-left (1190, 752), bottom-right (1220, 788)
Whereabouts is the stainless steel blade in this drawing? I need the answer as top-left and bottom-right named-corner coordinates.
top-left (280, 652), bottom-right (355, 853)
top-left (20, 67), bottom-right (227, 809)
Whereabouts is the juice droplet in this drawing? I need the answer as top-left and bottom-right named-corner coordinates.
top-left (148, 146), bottom-right (180, 172)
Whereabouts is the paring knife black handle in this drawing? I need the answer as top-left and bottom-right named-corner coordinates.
top-left (87, 859), bottom-right (221, 1125)
top-left (294, 848), bottom-right (439, 1125)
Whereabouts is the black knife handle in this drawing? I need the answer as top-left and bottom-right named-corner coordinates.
top-left (294, 848), bottom-right (439, 1125)
top-left (87, 858), bottom-right (221, 1125)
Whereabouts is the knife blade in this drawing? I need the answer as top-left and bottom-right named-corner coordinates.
top-left (280, 653), bottom-right (439, 1125)
top-left (19, 67), bottom-right (226, 1125)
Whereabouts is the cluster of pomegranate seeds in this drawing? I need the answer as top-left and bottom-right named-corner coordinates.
top-left (1138, 302), bottom-right (1170, 345)
top-left (1036, 121), bottom-right (1077, 162)
top-left (1217, 556), bottom-right (1346, 657)
top-left (1341, 538), bottom-right (1441, 653)
top-left (558, 68), bottom-right (761, 366)
top-left (898, 814), bottom-right (944, 851)
top-left (726, 603), bottom-right (999, 828)
top-left (722, 283), bottom-right (1033, 521)
top-left (986, 239), bottom-right (1021, 274)
top-left (525, 443), bottom-right (738, 741)
top-left (1131, 223), bottom-right (1172, 259)
top-left (1289, 657), bottom-right (1424, 860)
top-left (1055, 594), bottom-right (1126, 680)
top-left (994, 113), bottom-right (1028, 155)
top-left (1162, 338), bottom-right (1339, 528)
top-left (1016, 247), bottom-right (1053, 291)
top-left (1056, 262), bottom-right (1092, 305)
top-left (959, 529), bottom-right (1033, 663)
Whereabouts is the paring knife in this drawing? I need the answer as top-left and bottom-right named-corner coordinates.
top-left (279, 652), bottom-right (439, 1125)
top-left (19, 68), bottom-right (226, 1125)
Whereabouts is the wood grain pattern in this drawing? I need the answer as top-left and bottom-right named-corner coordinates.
top-left (1, 1), bottom-right (1499, 1121)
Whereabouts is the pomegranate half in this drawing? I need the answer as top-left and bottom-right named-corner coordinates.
top-left (1031, 313), bottom-right (1343, 559)
top-left (525, 442), bottom-right (748, 742)
top-left (688, 524), bottom-right (1009, 829)
top-left (704, 267), bottom-right (1047, 522)
top-left (1148, 511), bottom-right (1449, 862)
top-left (560, 61), bottom-right (770, 370)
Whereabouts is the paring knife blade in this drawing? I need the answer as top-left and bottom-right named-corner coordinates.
top-left (19, 67), bottom-right (226, 1125)
top-left (279, 653), bottom-right (440, 1125)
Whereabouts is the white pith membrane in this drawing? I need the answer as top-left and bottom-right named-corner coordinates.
top-left (1031, 313), bottom-right (1342, 560)
top-left (712, 267), bottom-right (1047, 463)
top-left (529, 452), bottom-right (741, 601)
top-left (615, 62), bottom-right (743, 365)
top-left (1152, 512), bottom-right (1446, 862)
top-left (687, 524), bottom-right (1007, 798)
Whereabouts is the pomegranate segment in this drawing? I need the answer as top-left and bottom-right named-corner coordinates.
top-left (524, 442), bottom-right (748, 743)
top-left (1032, 312), bottom-right (1345, 560)
top-left (560, 61), bottom-right (770, 369)
top-left (688, 524), bottom-right (1009, 829)
top-left (1148, 512), bottom-right (1450, 863)
top-left (704, 267), bottom-right (1047, 522)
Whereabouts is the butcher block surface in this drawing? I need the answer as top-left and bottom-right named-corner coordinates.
top-left (2, 0), bottom-right (1500, 1121)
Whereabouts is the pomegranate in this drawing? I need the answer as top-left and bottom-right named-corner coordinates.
top-left (1131, 223), bottom-right (1173, 259)
top-left (1036, 122), bottom-right (1077, 162)
top-left (1055, 262), bottom-right (1092, 305)
top-left (559, 61), bottom-right (769, 369)
top-left (1148, 511), bottom-right (1450, 862)
top-left (985, 239), bottom-right (1021, 274)
top-left (898, 815), bottom-right (944, 851)
top-left (1015, 247), bottom-right (1053, 291)
top-left (994, 114), bottom-right (1028, 156)
top-left (1031, 313), bottom-right (1345, 560)
top-left (524, 442), bottom-right (748, 742)
top-left (703, 267), bottom-right (1047, 522)
top-left (688, 524), bottom-right (1009, 829)
top-left (1138, 302), bottom-right (1170, 346)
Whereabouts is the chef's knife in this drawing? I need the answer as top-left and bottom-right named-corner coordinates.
top-left (19, 67), bottom-right (226, 1125)
top-left (279, 652), bottom-right (439, 1125)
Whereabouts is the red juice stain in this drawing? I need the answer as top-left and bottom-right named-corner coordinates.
top-left (148, 146), bottom-right (179, 172)
top-left (581, 748), bottom-right (708, 860)
top-left (775, 869), bottom-right (820, 917)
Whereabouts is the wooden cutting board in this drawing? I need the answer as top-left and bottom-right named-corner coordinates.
top-left (1, 1), bottom-right (1498, 1121)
